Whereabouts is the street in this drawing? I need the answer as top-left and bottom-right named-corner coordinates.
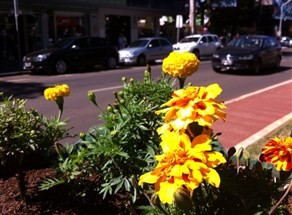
top-left (0, 49), bottom-right (291, 143)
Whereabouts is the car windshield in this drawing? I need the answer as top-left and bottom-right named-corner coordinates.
top-left (179, 37), bottom-right (200, 43)
top-left (228, 37), bottom-right (263, 49)
top-left (128, 39), bottom-right (149, 48)
top-left (51, 38), bottom-right (76, 49)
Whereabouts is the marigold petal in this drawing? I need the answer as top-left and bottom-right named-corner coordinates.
top-left (139, 172), bottom-right (159, 185)
top-left (158, 182), bottom-right (178, 204)
top-left (204, 168), bottom-right (221, 188)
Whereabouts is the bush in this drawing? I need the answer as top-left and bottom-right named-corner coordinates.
top-left (40, 67), bottom-right (174, 207)
top-left (0, 92), bottom-right (72, 200)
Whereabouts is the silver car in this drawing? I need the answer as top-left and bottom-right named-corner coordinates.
top-left (118, 37), bottom-right (173, 66)
top-left (173, 34), bottom-right (222, 59)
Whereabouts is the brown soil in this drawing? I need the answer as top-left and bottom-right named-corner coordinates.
top-left (0, 168), bottom-right (129, 215)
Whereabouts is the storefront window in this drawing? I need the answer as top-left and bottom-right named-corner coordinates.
top-left (137, 17), bottom-right (154, 38)
top-left (56, 15), bottom-right (85, 40)
top-left (105, 15), bottom-right (130, 48)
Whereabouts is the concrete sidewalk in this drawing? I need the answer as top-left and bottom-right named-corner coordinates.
top-left (213, 80), bottom-right (292, 149)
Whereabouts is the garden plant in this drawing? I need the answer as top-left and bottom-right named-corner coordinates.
top-left (0, 52), bottom-right (291, 214)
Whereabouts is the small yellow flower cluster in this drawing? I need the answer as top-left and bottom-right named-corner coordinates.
top-left (44, 84), bottom-right (70, 101)
top-left (260, 136), bottom-right (292, 171)
top-left (162, 52), bottom-right (200, 79)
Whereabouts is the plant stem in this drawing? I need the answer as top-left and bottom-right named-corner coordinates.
top-left (16, 169), bottom-right (27, 202)
top-left (178, 78), bottom-right (185, 89)
top-left (269, 179), bottom-right (292, 214)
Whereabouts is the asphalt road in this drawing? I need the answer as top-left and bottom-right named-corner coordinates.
top-left (1, 48), bottom-right (291, 143)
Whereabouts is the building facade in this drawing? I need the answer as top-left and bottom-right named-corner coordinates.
top-left (0, 0), bottom-right (187, 65)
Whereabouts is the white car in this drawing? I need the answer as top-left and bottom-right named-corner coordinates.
top-left (118, 37), bottom-right (173, 66)
top-left (173, 34), bottom-right (222, 59)
top-left (279, 36), bottom-right (292, 48)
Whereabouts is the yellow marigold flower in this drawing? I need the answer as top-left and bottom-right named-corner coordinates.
top-left (55, 84), bottom-right (70, 97)
top-left (156, 84), bottom-right (226, 133)
top-left (44, 84), bottom-right (70, 101)
top-left (138, 131), bottom-right (226, 204)
top-left (162, 52), bottom-right (200, 79)
top-left (44, 87), bottom-right (58, 101)
top-left (260, 136), bottom-right (292, 171)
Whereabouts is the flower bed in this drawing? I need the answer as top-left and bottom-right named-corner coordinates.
top-left (0, 53), bottom-right (291, 215)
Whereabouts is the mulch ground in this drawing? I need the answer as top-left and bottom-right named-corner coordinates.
top-left (0, 168), bottom-right (129, 215)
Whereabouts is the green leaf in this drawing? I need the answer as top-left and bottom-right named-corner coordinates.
top-left (39, 177), bottom-right (65, 191)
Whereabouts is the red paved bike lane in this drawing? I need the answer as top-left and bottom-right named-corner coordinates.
top-left (212, 81), bottom-right (292, 149)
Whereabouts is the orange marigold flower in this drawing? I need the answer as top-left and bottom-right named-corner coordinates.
top-left (162, 52), bottom-right (200, 79)
top-left (260, 136), bottom-right (292, 171)
top-left (138, 131), bottom-right (226, 204)
top-left (156, 84), bottom-right (226, 133)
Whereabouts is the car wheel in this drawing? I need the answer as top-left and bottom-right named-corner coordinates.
top-left (137, 55), bottom-right (146, 66)
top-left (192, 49), bottom-right (200, 60)
top-left (252, 60), bottom-right (261, 74)
top-left (54, 59), bottom-right (68, 74)
top-left (106, 56), bottom-right (117, 69)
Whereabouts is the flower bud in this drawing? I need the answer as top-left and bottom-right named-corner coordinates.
top-left (144, 70), bottom-right (150, 81)
top-left (113, 102), bottom-right (119, 110)
top-left (119, 99), bottom-right (125, 105)
top-left (111, 130), bottom-right (118, 136)
top-left (130, 175), bottom-right (138, 189)
top-left (174, 187), bottom-right (192, 212)
top-left (235, 147), bottom-right (244, 159)
top-left (122, 77), bottom-right (127, 83)
top-left (88, 91), bottom-right (98, 106)
top-left (151, 193), bottom-right (161, 207)
top-left (118, 91), bottom-right (124, 98)
top-left (79, 132), bottom-right (86, 140)
top-left (107, 105), bottom-right (113, 112)
top-left (113, 91), bottom-right (118, 100)
top-left (243, 149), bottom-right (251, 166)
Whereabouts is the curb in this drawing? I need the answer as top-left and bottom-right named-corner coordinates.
top-left (0, 71), bottom-right (29, 77)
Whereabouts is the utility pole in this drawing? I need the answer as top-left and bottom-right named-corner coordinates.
top-left (13, 0), bottom-right (22, 69)
top-left (278, 0), bottom-right (292, 37)
top-left (189, 0), bottom-right (196, 34)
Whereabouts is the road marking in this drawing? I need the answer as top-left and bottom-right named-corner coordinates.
top-left (91, 85), bottom-right (123, 93)
top-left (235, 112), bottom-right (292, 150)
top-left (225, 79), bottom-right (292, 104)
top-left (5, 78), bottom-right (30, 82)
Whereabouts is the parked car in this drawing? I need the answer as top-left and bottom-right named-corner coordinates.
top-left (279, 36), bottom-right (292, 47)
top-left (23, 36), bottom-right (119, 74)
top-left (211, 35), bottom-right (282, 74)
top-left (118, 37), bottom-right (173, 66)
top-left (172, 34), bottom-right (222, 59)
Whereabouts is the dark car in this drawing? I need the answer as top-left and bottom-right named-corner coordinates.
top-left (23, 36), bottom-right (119, 74)
top-left (211, 35), bottom-right (282, 74)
